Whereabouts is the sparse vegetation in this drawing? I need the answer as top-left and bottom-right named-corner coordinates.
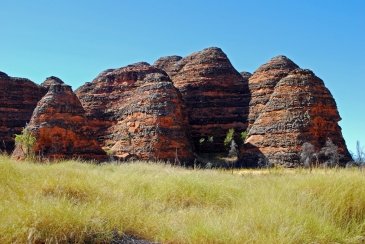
top-left (224, 128), bottom-right (235, 147)
top-left (14, 127), bottom-right (36, 159)
top-left (300, 139), bottom-right (345, 169)
top-left (320, 138), bottom-right (340, 167)
top-left (198, 136), bottom-right (213, 146)
top-left (240, 130), bottom-right (248, 142)
top-left (355, 140), bottom-right (365, 164)
top-left (224, 128), bottom-right (247, 148)
top-left (228, 140), bottom-right (238, 158)
top-left (1, 155), bottom-right (365, 243)
top-left (300, 142), bottom-right (315, 171)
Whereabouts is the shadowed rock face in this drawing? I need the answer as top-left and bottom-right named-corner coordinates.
top-left (0, 72), bottom-right (46, 153)
top-left (155, 47), bottom-right (250, 153)
top-left (241, 68), bottom-right (351, 167)
top-left (247, 55), bottom-right (299, 130)
top-left (12, 82), bottom-right (106, 161)
top-left (76, 63), bottom-right (194, 163)
top-left (240, 71), bottom-right (252, 80)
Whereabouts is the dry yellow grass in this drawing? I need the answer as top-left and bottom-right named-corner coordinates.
top-left (1, 155), bottom-right (365, 243)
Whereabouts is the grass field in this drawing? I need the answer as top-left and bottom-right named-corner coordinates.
top-left (1, 155), bottom-right (365, 243)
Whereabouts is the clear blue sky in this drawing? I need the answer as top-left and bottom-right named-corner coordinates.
top-left (1, 0), bottom-right (364, 154)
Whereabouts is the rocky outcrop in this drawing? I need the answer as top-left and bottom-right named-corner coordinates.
top-left (247, 56), bottom-right (299, 130)
top-left (41, 76), bottom-right (64, 88)
top-left (2, 49), bottom-right (352, 167)
top-left (76, 63), bottom-right (194, 163)
top-left (12, 81), bottom-right (106, 161)
top-left (240, 71), bottom-right (252, 80)
top-left (153, 55), bottom-right (182, 75)
top-left (241, 68), bottom-right (351, 167)
top-left (154, 47), bottom-right (250, 153)
top-left (0, 72), bottom-right (46, 153)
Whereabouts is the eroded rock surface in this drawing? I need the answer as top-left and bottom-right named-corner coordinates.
top-left (153, 55), bottom-right (182, 75)
top-left (12, 81), bottom-right (106, 161)
top-left (154, 47), bottom-right (250, 153)
top-left (0, 72), bottom-right (46, 153)
top-left (2, 49), bottom-right (351, 167)
top-left (247, 56), bottom-right (299, 130)
top-left (241, 68), bottom-right (351, 167)
top-left (41, 76), bottom-right (64, 88)
top-left (76, 63), bottom-right (194, 163)
top-left (240, 71), bottom-right (252, 80)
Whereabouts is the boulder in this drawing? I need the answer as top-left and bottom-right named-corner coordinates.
top-left (76, 63), bottom-right (194, 163)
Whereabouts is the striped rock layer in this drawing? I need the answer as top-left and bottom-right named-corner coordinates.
top-left (76, 63), bottom-right (194, 163)
top-left (246, 55), bottom-right (299, 130)
top-left (241, 68), bottom-right (351, 167)
top-left (154, 47), bottom-right (250, 153)
top-left (12, 82), bottom-right (106, 161)
top-left (0, 71), bottom-right (46, 153)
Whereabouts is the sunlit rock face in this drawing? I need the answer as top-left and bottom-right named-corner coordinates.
top-left (240, 68), bottom-right (351, 167)
top-left (0, 71), bottom-right (46, 153)
top-left (12, 81), bottom-right (107, 161)
top-left (246, 55), bottom-right (299, 131)
top-left (76, 63), bottom-right (194, 163)
top-left (155, 47), bottom-right (250, 153)
top-left (40, 76), bottom-right (64, 88)
top-left (2, 48), bottom-right (351, 167)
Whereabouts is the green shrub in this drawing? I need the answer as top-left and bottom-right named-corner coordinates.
top-left (14, 128), bottom-right (36, 159)
top-left (224, 129), bottom-right (235, 147)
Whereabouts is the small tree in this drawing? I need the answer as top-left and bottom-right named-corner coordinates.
top-left (240, 131), bottom-right (248, 143)
top-left (300, 142), bottom-right (315, 171)
top-left (257, 155), bottom-right (271, 168)
top-left (227, 140), bottom-right (238, 173)
top-left (224, 129), bottom-right (239, 172)
top-left (228, 140), bottom-right (238, 158)
top-left (356, 140), bottom-right (365, 164)
top-left (320, 138), bottom-right (339, 167)
top-left (224, 129), bottom-right (235, 147)
top-left (15, 128), bottom-right (36, 159)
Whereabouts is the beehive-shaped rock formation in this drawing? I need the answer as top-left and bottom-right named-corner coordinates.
top-left (76, 63), bottom-right (194, 163)
top-left (154, 47), bottom-right (250, 153)
top-left (241, 68), bottom-right (351, 167)
top-left (247, 56), bottom-right (299, 130)
top-left (12, 81), bottom-right (106, 161)
top-left (0, 71), bottom-right (46, 153)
